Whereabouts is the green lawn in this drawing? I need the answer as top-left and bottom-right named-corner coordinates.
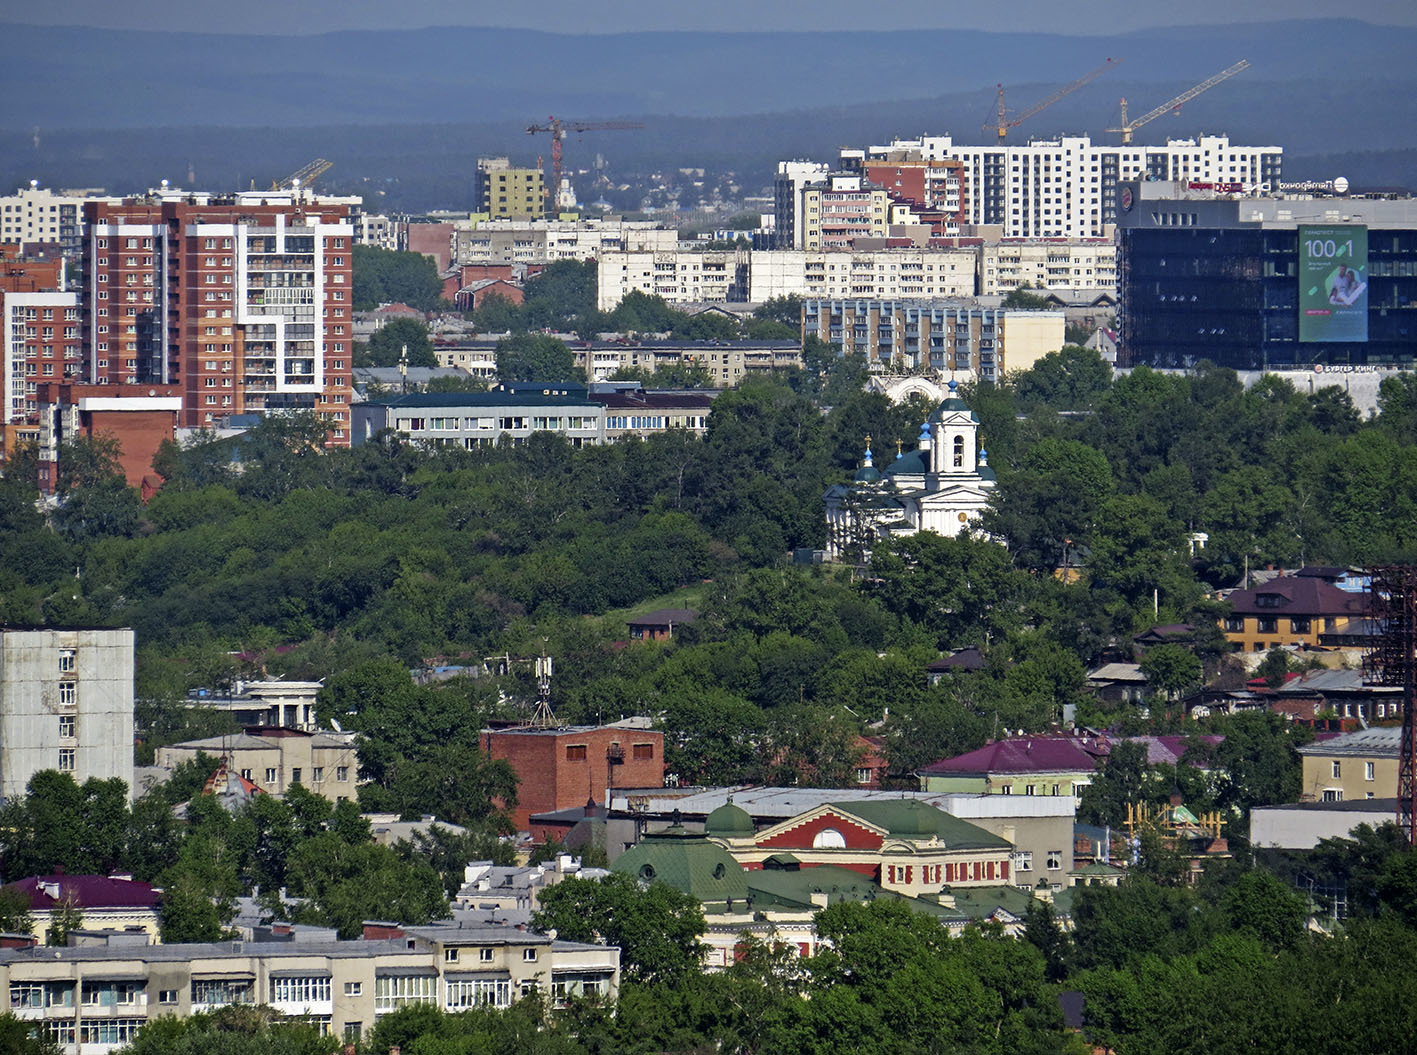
top-left (602, 582), bottom-right (711, 625)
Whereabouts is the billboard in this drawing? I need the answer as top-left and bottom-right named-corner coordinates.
top-left (1298, 225), bottom-right (1368, 343)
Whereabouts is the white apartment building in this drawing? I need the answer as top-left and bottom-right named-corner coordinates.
top-left (0, 627), bottom-right (134, 801)
top-left (596, 250), bottom-right (748, 310)
top-left (356, 213), bottom-right (399, 250)
top-left (748, 248), bottom-right (976, 303)
top-left (454, 220), bottom-right (678, 267)
top-left (835, 134), bottom-right (1282, 238)
top-left (3, 290), bottom-right (81, 425)
top-left (978, 240), bottom-right (1117, 296)
top-left (0, 186), bottom-right (117, 257)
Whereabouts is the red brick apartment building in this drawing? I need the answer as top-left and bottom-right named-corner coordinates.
top-left (482, 725), bottom-right (666, 833)
top-left (1, 243), bottom-right (76, 457)
top-left (82, 194), bottom-right (356, 443)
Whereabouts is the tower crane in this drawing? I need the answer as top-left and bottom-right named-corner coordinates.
top-left (985, 58), bottom-right (1121, 143)
top-left (526, 116), bottom-right (644, 210)
top-left (1108, 60), bottom-right (1250, 145)
top-left (271, 158), bottom-right (333, 192)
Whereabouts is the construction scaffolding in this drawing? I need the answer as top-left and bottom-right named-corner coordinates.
top-left (1363, 566), bottom-right (1417, 844)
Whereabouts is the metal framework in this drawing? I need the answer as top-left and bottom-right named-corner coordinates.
top-left (1364, 566), bottom-right (1417, 844)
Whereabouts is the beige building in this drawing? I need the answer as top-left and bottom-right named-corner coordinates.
top-left (0, 921), bottom-right (619, 1049)
top-left (474, 158), bottom-right (546, 221)
top-left (800, 177), bottom-right (891, 249)
top-left (155, 729), bottom-right (360, 802)
top-left (979, 240), bottom-right (1116, 297)
top-left (596, 250), bottom-right (748, 311)
top-left (454, 219), bottom-right (677, 267)
top-left (571, 340), bottom-right (801, 384)
top-left (1297, 726), bottom-right (1399, 803)
top-left (747, 248), bottom-right (975, 303)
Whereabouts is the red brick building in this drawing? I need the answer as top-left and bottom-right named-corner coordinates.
top-left (482, 724), bottom-right (665, 833)
top-left (82, 194), bottom-right (355, 444)
top-left (34, 381), bottom-right (181, 495)
top-left (1, 243), bottom-right (76, 458)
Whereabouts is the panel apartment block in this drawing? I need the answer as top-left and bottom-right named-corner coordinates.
top-left (747, 248), bottom-right (976, 303)
top-left (0, 627), bottom-right (135, 801)
top-left (595, 249), bottom-right (748, 310)
top-left (82, 194), bottom-right (356, 443)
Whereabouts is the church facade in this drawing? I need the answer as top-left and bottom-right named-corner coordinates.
top-left (823, 383), bottom-right (996, 560)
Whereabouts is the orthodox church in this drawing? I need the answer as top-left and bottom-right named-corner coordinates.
top-left (823, 381), bottom-right (996, 559)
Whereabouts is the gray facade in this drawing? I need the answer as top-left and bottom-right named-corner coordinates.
top-left (0, 628), bottom-right (134, 801)
top-left (353, 393), bottom-right (606, 448)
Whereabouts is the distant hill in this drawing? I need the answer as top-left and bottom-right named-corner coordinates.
top-left (4, 18), bottom-right (1417, 129)
top-left (3, 18), bottom-right (1415, 209)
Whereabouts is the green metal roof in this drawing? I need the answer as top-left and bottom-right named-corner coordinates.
top-left (744, 865), bottom-right (967, 922)
top-left (612, 830), bottom-right (749, 904)
top-left (829, 801), bottom-right (1012, 850)
top-left (705, 802), bottom-right (756, 836)
top-left (945, 884), bottom-right (1038, 921)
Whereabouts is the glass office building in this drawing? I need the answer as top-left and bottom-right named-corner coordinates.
top-left (1116, 182), bottom-right (1417, 369)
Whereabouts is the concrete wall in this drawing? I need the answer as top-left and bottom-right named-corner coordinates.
top-left (0, 628), bottom-right (134, 801)
top-left (1000, 312), bottom-right (1066, 375)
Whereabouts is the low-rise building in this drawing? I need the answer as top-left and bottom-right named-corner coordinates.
top-left (1251, 797), bottom-right (1398, 850)
top-left (155, 728), bottom-right (359, 802)
top-left (454, 219), bottom-right (678, 267)
top-left (598, 389), bottom-right (714, 441)
top-left (1297, 726), bottom-right (1399, 803)
top-left (0, 921), bottom-right (619, 1049)
top-left (353, 392), bottom-right (606, 448)
top-left (3, 874), bottom-right (161, 944)
top-left (918, 735), bottom-right (1106, 801)
top-left (979, 239), bottom-right (1117, 296)
top-left (1221, 570), bottom-right (1366, 652)
top-left (454, 856), bottom-right (609, 913)
top-left (184, 680), bottom-right (322, 731)
top-left (574, 340), bottom-right (799, 384)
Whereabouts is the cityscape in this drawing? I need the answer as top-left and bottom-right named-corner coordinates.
top-left (2, 4), bottom-right (1417, 1054)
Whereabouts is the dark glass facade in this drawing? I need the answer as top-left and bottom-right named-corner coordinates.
top-left (1119, 226), bottom-right (1417, 368)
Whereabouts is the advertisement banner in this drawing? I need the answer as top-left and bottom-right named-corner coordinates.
top-left (1298, 225), bottom-right (1368, 343)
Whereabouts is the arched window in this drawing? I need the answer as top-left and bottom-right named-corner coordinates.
top-left (953, 435), bottom-right (964, 468)
top-left (813, 828), bottom-right (846, 849)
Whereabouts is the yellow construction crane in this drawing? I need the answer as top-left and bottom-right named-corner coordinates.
top-left (1108, 60), bottom-right (1250, 145)
top-left (271, 158), bottom-right (334, 192)
top-left (985, 58), bottom-right (1122, 142)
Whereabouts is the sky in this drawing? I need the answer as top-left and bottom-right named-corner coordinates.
top-left (7, 0), bottom-right (1417, 35)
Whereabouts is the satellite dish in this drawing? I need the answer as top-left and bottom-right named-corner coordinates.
top-left (1333, 176), bottom-right (1349, 195)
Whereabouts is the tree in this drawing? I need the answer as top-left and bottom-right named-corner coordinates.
top-left (495, 333), bottom-right (581, 382)
top-left (1138, 644), bottom-right (1202, 699)
top-left (352, 244), bottom-right (443, 311)
top-left (1221, 868), bottom-right (1306, 951)
top-left (51, 435), bottom-right (141, 542)
top-left (0, 1015), bottom-right (61, 1055)
top-left (1001, 285), bottom-right (1052, 309)
top-left (532, 872), bottom-right (706, 985)
top-left (285, 834), bottom-right (450, 939)
top-left (0, 888), bottom-right (34, 936)
top-left (1013, 345), bottom-right (1112, 411)
top-left (45, 895), bottom-right (83, 946)
top-left (1077, 741), bottom-right (1149, 828)
top-left (363, 317), bottom-right (436, 368)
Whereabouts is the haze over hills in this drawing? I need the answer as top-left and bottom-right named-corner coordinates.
top-left (3, 18), bottom-right (1415, 208)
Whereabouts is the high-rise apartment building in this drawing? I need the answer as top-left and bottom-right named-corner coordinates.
top-left (475, 158), bottom-right (547, 220)
top-left (82, 192), bottom-right (356, 442)
top-left (0, 627), bottom-right (135, 802)
top-left (838, 134), bottom-right (1282, 239)
top-left (1, 244), bottom-right (78, 449)
top-left (0, 185), bottom-right (117, 258)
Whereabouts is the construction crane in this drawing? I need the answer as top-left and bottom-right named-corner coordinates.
top-left (272, 158), bottom-right (333, 192)
top-left (1108, 60), bottom-right (1250, 145)
top-left (985, 58), bottom-right (1121, 143)
top-left (526, 116), bottom-right (644, 210)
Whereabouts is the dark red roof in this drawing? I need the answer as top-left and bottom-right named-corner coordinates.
top-left (926, 646), bottom-right (986, 672)
top-left (6, 874), bottom-right (160, 911)
top-left (920, 736), bottom-right (1108, 776)
top-left (1228, 576), bottom-right (1363, 618)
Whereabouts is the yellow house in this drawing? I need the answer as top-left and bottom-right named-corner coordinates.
top-left (1221, 572), bottom-right (1364, 653)
top-left (1297, 726), bottom-right (1400, 803)
top-left (4, 874), bottom-right (162, 944)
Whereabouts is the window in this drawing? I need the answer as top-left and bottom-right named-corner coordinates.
top-left (445, 948), bottom-right (460, 963)
top-left (192, 979), bottom-right (254, 1006)
top-left (83, 981), bottom-right (142, 1006)
top-left (159, 989), bottom-right (178, 1004)
top-left (344, 1023), bottom-right (363, 1041)
top-left (58, 648), bottom-right (75, 672)
top-left (265, 767), bottom-right (278, 784)
top-left (337, 766), bottom-right (350, 781)
top-left (565, 745), bottom-right (587, 762)
top-left (523, 948), bottom-right (538, 962)
top-left (1323, 789), bottom-right (1343, 802)
top-left (1366, 762), bottom-right (1376, 781)
top-left (59, 715), bottom-right (75, 739)
top-left (1332, 761), bottom-right (1342, 779)
top-left (240, 769), bottom-right (252, 780)
top-left (1000, 784), bottom-right (1012, 795)
top-left (343, 982), bottom-right (362, 997)
top-left (312, 766), bottom-right (324, 782)
top-left (1015, 851), bottom-right (1033, 872)
top-left (479, 948), bottom-right (494, 962)
top-left (952, 434), bottom-right (964, 467)
top-left (58, 748), bottom-right (76, 772)
top-left (9, 983), bottom-right (44, 1009)
top-left (270, 976), bottom-right (331, 1004)
top-left (1289, 617), bottom-right (1312, 634)
top-left (1046, 850), bottom-right (1062, 870)
top-left (1256, 617), bottom-right (1277, 635)
top-left (59, 682), bottom-right (77, 706)
top-left (446, 978), bottom-right (511, 1009)
top-left (1025, 784), bottom-right (1036, 796)
top-left (291, 768), bottom-right (302, 784)
top-left (373, 974), bottom-right (436, 1012)
top-left (632, 743), bottom-right (655, 760)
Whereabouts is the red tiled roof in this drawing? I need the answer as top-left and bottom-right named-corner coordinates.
top-left (6, 874), bottom-right (159, 911)
top-left (919, 736), bottom-right (1108, 776)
